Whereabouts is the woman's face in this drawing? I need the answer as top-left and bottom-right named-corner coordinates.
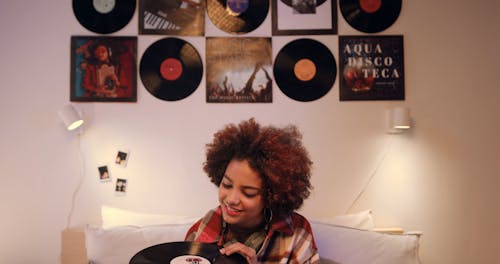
top-left (94, 45), bottom-right (109, 62)
top-left (219, 159), bottom-right (265, 229)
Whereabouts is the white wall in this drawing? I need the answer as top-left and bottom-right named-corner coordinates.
top-left (0, 0), bottom-right (499, 263)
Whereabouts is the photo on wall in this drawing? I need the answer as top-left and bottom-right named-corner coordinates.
top-left (98, 165), bottom-right (111, 182)
top-left (115, 149), bottom-right (130, 168)
top-left (339, 35), bottom-right (405, 101)
top-left (70, 36), bottom-right (137, 102)
top-left (115, 178), bottom-right (128, 195)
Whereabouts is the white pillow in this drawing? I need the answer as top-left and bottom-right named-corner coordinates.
top-left (101, 205), bottom-right (198, 229)
top-left (85, 222), bottom-right (196, 264)
top-left (311, 221), bottom-right (421, 264)
top-left (315, 209), bottom-right (375, 230)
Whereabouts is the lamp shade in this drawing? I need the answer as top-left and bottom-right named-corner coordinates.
top-left (386, 107), bottom-right (410, 133)
top-left (58, 104), bottom-right (84, 131)
top-left (392, 107), bottom-right (410, 129)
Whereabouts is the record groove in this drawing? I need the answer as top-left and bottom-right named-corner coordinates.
top-left (140, 37), bottom-right (203, 101)
top-left (273, 38), bottom-right (336, 102)
top-left (73, 0), bottom-right (136, 34)
top-left (207, 0), bottom-right (269, 34)
top-left (340, 0), bottom-right (401, 33)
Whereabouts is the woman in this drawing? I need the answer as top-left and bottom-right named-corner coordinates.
top-left (185, 118), bottom-right (320, 263)
top-left (82, 41), bottom-right (121, 98)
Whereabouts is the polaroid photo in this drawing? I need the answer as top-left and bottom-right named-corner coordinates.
top-left (115, 149), bottom-right (130, 168)
top-left (98, 165), bottom-right (111, 182)
top-left (115, 178), bottom-right (128, 196)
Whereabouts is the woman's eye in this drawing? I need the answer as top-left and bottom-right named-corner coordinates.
top-left (244, 192), bottom-right (259, 198)
top-left (243, 192), bottom-right (259, 198)
top-left (221, 183), bottom-right (232, 189)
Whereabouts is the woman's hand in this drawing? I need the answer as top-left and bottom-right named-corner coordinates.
top-left (220, 242), bottom-right (258, 264)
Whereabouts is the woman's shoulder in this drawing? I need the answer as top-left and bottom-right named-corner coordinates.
top-left (290, 212), bottom-right (313, 226)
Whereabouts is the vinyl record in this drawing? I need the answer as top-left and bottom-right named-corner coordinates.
top-left (207, 0), bottom-right (269, 34)
top-left (273, 38), bottom-right (336, 102)
top-left (72, 0), bottom-right (136, 34)
top-left (140, 37), bottom-right (203, 101)
top-left (340, 0), bottom-right (401, 33)
top-left (129, 242), bottom-right (246, 264)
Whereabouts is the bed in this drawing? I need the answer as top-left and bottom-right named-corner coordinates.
top-left (61, 206), bottom-right (422, 264)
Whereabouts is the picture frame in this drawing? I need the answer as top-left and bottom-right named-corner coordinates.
top-left (138, 0), bottom-right (205, 36)
top-left (272, 0), bottom-right (337, 35)
top-left (339, 35), bottom-right (405, 101)
top-left (206, 37), bottom-right (273, 103)
top-left (70, 36), bottom-right (137, 102)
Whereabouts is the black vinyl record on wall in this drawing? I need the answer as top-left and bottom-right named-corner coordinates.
top-left (340, 0), bottom-right (401, 33)
top-left (273, 38), bottom-right (337, 102)
top-left (207, 0), bottom-right (269, 34)
top-left (139, 37), bottom-right (203, 101)
top-left (73, 0), bottom-right (136, 34)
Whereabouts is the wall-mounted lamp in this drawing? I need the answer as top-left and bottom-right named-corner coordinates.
top-left (58, 104), bottom-right (84, 131)
top-left (386, 107), bottom-right (411, 134)
top-left (58, 103), bottom-right (87, 229)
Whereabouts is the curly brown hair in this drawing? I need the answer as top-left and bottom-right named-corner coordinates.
top-left (203, 118), bottom-right (313, 218)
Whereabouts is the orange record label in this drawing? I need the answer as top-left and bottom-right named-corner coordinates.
top-left (359, 0), bottom-right (381, 13)
top-left (160, 58), bottom-right (183, 81)
top-left (294, 58), bottom-right (316, 82)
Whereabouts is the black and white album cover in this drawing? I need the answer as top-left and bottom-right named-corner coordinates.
top-left (139, 0), bottom-right (205, 36)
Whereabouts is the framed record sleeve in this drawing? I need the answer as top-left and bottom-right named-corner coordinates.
top-left (272, 0), bottom-right (337, 35)
top-left (139, 0), bottom-right (205, 36)
top-left (70, 36), bottom-right (137, 102)
top-left (206, 37), bottom-right (273, 103)
top-left (339, 35), bottom-right (404, 101)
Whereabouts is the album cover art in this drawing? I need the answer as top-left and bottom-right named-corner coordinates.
top-left (206, 37), bottom-right (272, 103)
top-left (272, 0), bottom-right (337, 35)
top-left (339, 35), bottom-right (404, 101)
top-left (139, 0), bottom-right (205, 36)
top-left (70, 36), bottom-right (137, 102)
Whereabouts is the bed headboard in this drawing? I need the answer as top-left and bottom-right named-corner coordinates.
top-left (61, 228), bottom-right (87, 264)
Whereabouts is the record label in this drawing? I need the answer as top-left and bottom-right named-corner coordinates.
top-left (171, 255), bottom-right (211, 264)
top-left (161, 58), bottom-right (183, 81)
top-left (294, 59), bottom-right (316, 82)
top-left (129, 242), bottom-right (246, 264)
top-left (207, 0), bottom-right (269, 34)
top-left (73, 0), bottom-right (136, 34)
top-left (359, 0), bottom-right (381, 13)
top-left (140, 38), bottom-right (203, 101)
top-left (227, 0), bottom-right (249, 15)
top-left (340, 0), bottom-right (401, 33)
top-left (93, 0), bottom-right (115, 14)
top-left (274, 38), bottom-right (336, 102)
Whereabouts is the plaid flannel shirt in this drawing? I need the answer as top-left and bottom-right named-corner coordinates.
top-left (185, 206), bottom-right (320, 264)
